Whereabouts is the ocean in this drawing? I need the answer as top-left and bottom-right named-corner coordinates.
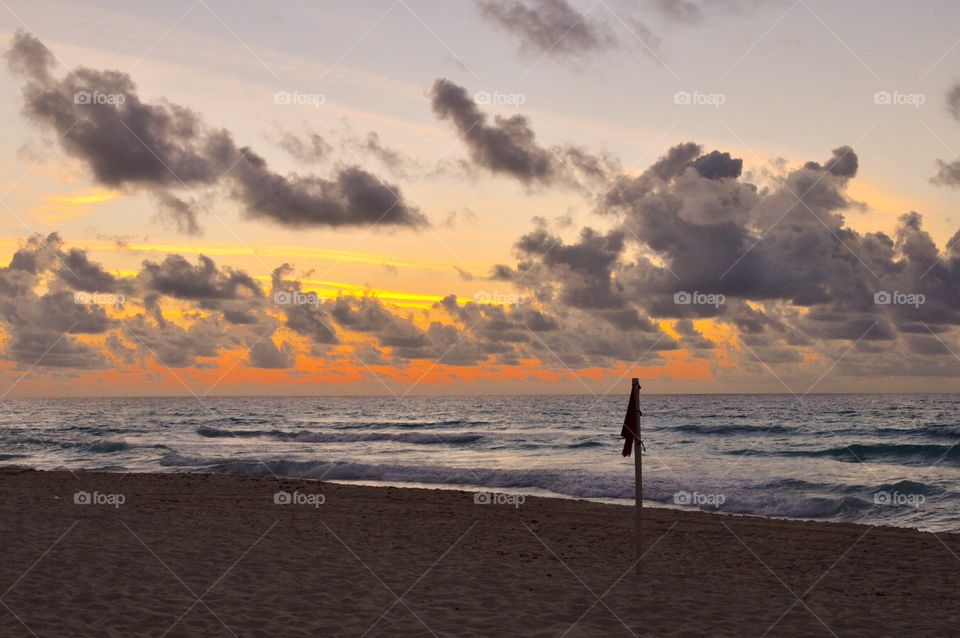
top-left (2, 393), bottom-right (959, 532)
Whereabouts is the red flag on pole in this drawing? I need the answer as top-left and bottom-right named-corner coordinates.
top-left (620, 382), bottom-right (642, 456)
top-left (623, 378), bottom-right (644, 575)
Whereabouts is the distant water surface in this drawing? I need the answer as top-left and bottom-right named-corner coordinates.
top-left (2, 394), bottom-right (960, 532)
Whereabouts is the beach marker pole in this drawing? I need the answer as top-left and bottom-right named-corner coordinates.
top-left (633, 378), bottom-right (642, 575)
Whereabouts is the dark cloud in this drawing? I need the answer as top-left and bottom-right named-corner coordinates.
top-left (3, 330), bottom-right (105, 368)
top-left (489, 140), bottom-right (960, 378)
top-left (932, 158), bottom-right (960, 188)
top-left (946, 80), bottom-right (960, 123)
top-left (327, 295), bottom-right (490, 364)
top-left (248, 336), bottom-right (295, 369)
top-left (124, 309), bottom-right (226, 368)
top-left (476, 0), bottom-right (617, 58)
top-left (689, 150), bottom-right (743, 180)
top-left (6, 31), bottom-right (427, 233)
top-left (475, 0), bottom-right (662, 65)
top-left (4, 30), bottom-right (55, 79)
top-left (231, 153), bottom-right (426, 228)
top-left (270, 265), bottom-right (339, 346)
top-left (489, 264), bottom-right (518, 281)
top-left (431, 78), bottom-right (552, 184)
top-left (429, 78), bottom-right (617, 189)
top-left (0, 237), bottom-right (115, 368)
top-left (650, 142), bottom-right (702, 181)
top-left (8, 231), bottom-right (62, 275)
top-left (0, 238), bottom-right (550, 372)
top-left (57, 248), bottom-right (121, 293)
top-left (803, 145), bottom-right (859, 179)
top-left (515, 226), bottom-right (627, 310)
top-left (141, 254), bottom-right (262, 301)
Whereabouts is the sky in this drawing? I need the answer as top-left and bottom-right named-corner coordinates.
top-left (1, 0), bottom-right (960, 396)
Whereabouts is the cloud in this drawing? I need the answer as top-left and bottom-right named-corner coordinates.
top-left (454, 266), bottom-right (475, 281)
top-left (3, 329), bottom-right (106, 368)
top-left (650, 0), bottom-right (703, 23)
top-left (429, 78), bottom-right (617, 188)
top-left (124, 308), bottom-right (227, 368)
top-left (2, 134), bottom-right (959, 385)
top-left (0, 235), bottom-right (112, 367)
top-left (5, 31), bottom-right (428, 233)
top-left (475, 0), bottom-right (666, 68)
top-left (515, 226), bottom-right (628, 310)
top-left (803, 145), bottom-right (859, 179)
top-left (248, 336), bottom-right (295, 369)
top-left (231, 154), bottom-right (426, 228)
top-left (476, 0), bottom-right (619, 58)
top-left (57, 247), bottom-right (122, 293)
top-left (490, 141), bottom-right (960, 380)
top-left (0, 234), bottom-right (664, 374)
top-left (689, 150), bottom-right (743, 180)
top-left (277, 129), bottom-right (332, 164)
top-left (930, 85), bottom-right (960, 187)
top-left (946, 80), bottom-right (960, 122)
top-left (153, 192), bottom-right (203, 236)
top-left (431, 78), bottom-right (552, 184)
top-left (357, 131), bottom-right (408, 173)
top-left (932, 158), bottom-right (960, 187)
top-left (140, 254), bottom-right (262, 301)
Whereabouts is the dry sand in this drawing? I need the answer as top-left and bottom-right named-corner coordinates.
top-left (1, 468), bottom-right (958, 637)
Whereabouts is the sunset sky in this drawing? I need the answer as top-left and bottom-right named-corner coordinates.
top-left (2, 0), bottom-right (960, 396)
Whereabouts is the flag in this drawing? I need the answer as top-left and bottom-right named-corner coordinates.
top-left (620, 383), bottom-right (641, 456)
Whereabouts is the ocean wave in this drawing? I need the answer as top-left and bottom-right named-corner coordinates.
top-left (867, 479), bottom-right (943, 496)
top-left (763, 477), bottom-right (943, 498)
top-left (715, 495), bottom-right (873, 520)
top-left (324, 419), bottom-right (492, 430)
top-left (918, 424), bottom-right (960, 437)
top-left (568, 441), bottom-right (603, 449)
top-left (154, 452), bottom-right (888, 522)
top-left (84, 440), bottom-right (133, 453)
top-left (159, 453), bottom-right (639, 499)
top-left (728, 443), bottom-right (960, 466)
top-left (195, 426), bottom-right (482, 445)
top-left (1, 436), bottom-right (168, 454)
top-left (668, 423), bottom-right (796, 435)
top-left (0, 436), bottom-right (54, 446)
top-left (195, 426), bottom-right (266, 438)
top-left (823, 423), bottom-right (960, 438)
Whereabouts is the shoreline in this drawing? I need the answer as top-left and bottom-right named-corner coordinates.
top-left (3, 468), bottom-right (959, 636)
top-left (6, 463), bottom-right (945, 535)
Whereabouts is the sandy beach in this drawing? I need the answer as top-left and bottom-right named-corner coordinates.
top-left (1, 468), bottom-right (958, 637)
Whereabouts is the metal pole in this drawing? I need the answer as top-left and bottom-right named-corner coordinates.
top-left (633, 378), bottom-right (642, 575)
